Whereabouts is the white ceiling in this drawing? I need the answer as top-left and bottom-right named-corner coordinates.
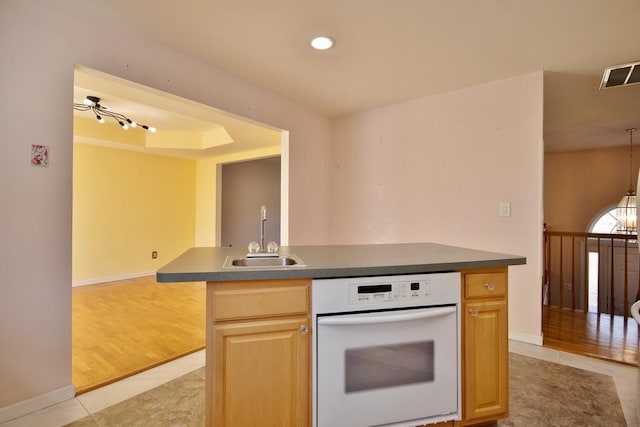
top-left (98, 0), bottom-right (640, 152)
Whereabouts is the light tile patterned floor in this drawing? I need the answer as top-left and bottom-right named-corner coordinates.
top-left (1, 342), bottom-right (638, 426)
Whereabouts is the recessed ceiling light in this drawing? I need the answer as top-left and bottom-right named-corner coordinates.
top-left (310, 36), bottom-right (334, 50)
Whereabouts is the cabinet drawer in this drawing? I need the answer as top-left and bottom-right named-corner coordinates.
top-left (213, 280), bottom-right (309, 321)
top-left (465, 272), bottom-right (506, 298)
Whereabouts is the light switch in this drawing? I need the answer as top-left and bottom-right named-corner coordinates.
top-left (499, 202), bottom-right (511, 217)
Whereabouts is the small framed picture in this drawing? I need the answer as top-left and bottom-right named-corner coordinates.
top-left (31, 144), bottom-right (49, 167)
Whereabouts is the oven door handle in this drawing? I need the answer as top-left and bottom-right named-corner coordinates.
top-left (317, 306), bottom-right (456, 326)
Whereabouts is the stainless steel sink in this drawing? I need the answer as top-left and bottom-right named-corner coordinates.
top-left (223, 254), bottom-right (305, 268)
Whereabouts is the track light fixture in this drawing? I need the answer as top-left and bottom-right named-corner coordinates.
top-left (73, 96), bottom-right (157, 132)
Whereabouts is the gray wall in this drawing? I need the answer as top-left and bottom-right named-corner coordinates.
top-left (221, 157), bottom-right (281, 248)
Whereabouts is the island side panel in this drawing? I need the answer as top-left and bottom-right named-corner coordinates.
top-left (205, 283), bottom-right (216, 426)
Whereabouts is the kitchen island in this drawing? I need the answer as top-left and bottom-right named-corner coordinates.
top-left (157, 242), bottom-right (526, 427)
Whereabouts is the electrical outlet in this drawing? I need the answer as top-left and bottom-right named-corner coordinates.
top-left (152, 251), bottom-right (158, 259)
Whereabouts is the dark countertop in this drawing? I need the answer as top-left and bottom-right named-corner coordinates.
top-left (156, 242), bottom-right (526, 282)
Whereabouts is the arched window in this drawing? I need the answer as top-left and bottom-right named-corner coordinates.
top-left (588, 206), bottom-right (619, 234)
top-left (588, 204), bottom-right (638, 235)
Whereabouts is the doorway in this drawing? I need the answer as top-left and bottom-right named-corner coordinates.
top-left (72, 65), bottom-right (289, 392)
top-left (221, 156), bottom-right (282, 248)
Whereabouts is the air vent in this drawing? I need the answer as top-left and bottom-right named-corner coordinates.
top-left (600, 61), bottom-right (640, 89)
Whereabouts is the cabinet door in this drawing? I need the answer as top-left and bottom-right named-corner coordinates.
top-left (213, 317), bottom-right (309, 427)
top-left (463, 299), bottom-right (508, 421)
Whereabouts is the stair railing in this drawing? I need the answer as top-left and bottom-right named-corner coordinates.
top-left (543, 230), bottom-right (640, 317)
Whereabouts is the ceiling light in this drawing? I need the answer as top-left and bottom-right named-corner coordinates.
top-left (616, 128), bottom-right (637, 234)
top-left (311, 36), bottom-right (334, 50)
top-left (73, 96), bottom-right (156, 132)
top-left (141, 125), bottom-right (157, 133)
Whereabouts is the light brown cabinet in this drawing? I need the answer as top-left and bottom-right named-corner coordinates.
top-left (206, 279), bottom-right (310, 427)
top-left (457, 269), bottom-right (509, 426)
top-left (205, 271), bottom-right (509, 427)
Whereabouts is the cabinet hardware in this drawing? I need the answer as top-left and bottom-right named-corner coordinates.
top-left (484, 283), bottom-right (495, 291)
top-left (469, 309), bottom-right (479, 317)
top-left (300, 325), bottom-right (308, 334)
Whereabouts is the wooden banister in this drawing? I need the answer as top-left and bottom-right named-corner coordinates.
top-left (543, 230), bottom-right (639, 316)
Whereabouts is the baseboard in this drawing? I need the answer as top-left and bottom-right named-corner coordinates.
top-left (0, 384), bottom-right (75, 424)
top-left (72, 271), bottom-right (156, 287)
top-left (509, 330), bottom-right (544, 346)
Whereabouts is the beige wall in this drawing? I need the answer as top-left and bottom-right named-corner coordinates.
top-left (0, 0), bottom-right (331, 412)
top-left (545, 145), bottom-right (640, 232)
top-left (73, 143), bottom-right (197, 283)
top-left (331, 72), bottom-right (544, 341)
top-left (195, 157), bottom-right (218, 247)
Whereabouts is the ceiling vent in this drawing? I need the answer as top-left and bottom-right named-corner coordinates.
top-left (600, 61), bottom-right (640, 89)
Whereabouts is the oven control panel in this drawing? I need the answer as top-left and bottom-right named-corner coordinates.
top-left (348, 280), bottom-right (432, 305)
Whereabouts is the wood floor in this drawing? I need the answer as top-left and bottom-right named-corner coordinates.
top-left (72, 280), bottom-right (638, 394)
top-left (72, 276), bottom-right (206, 394)
top-left (542, 305), bottom-right (639, 366)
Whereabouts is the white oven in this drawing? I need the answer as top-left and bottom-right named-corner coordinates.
top-left (312, 273), bottom-right (461, 427)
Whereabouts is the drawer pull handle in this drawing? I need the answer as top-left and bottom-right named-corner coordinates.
top-left (484, 282), bottom-right (495, 291)
top-left (469, 309), bottom-right (478, 317)
top-left (300, 325), bottom-right (308, 334)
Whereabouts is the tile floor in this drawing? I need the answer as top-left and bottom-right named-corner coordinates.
top-left (0, 350), bottom-right (205, 427)
top-left (1, 341), bottom-right (638, 426)
top-left (509, 341), bottom-right (638, 426)
top-left (502, 352), bottom-right (626, 425)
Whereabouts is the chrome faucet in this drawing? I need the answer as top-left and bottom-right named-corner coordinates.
top-left (247, 205), bottom-right (277, 256)
top-left (260, 205), bottom-right (267, 253)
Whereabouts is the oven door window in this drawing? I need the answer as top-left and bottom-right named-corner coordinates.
top-left (345, 341), bottom-right (434, 392)
top-left (317, 306), bottom-right (459, 427)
